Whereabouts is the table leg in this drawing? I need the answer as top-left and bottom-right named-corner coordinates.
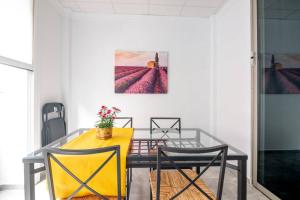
top-left (196, 166), bottom-right (201, 174)
top-left (126, 169), bottom-right (131, 200)
top-left (130, 168), bottom-right (133, 183)
top-left (24, 163), bottom-right (35, 200)
top-left (237, 160), bottom-right (247, 200)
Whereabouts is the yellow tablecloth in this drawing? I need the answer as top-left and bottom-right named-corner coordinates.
top-left (50, 128), bottom-right (133, 199)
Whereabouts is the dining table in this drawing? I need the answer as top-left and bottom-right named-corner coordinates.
top-left (23, 128), bottom-right (248, 200)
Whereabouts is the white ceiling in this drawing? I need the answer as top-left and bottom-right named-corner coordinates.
top-left (58, 0), bottom-right (227, 17)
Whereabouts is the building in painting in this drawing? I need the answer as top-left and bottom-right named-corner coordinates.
top-left (271, 54), bottom-right (283, 70)
top-left (147, 52), bottom-right (160, 68)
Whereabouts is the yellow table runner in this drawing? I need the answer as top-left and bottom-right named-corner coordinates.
top-left (50, 128), bottom-right (133, 198)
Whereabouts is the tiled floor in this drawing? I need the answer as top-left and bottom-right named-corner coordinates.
top-left (130, 168), bottom-right (269, 200)
top-left (0, 168), bottom-right (269, 200)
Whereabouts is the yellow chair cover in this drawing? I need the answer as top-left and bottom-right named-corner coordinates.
top-left (50, 128), bottom-right (133, 199)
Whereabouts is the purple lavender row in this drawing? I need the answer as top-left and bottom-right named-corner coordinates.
top-left (280, 70), bottom-right (300, 91)
top-left (125, 69), bottom-right (157, 93)
top-left (115, 66), bottom-right (145, 74)
top-left (115, 68), bottom-right (150, 93)
top-left (115, 67), bottom-right (145, 80)
top-left (159, 68), bottom-right (168, 93)
top-left (154, 70), bottom-right (163, 93)
top-left (276, 71), bottom-right (299, 93)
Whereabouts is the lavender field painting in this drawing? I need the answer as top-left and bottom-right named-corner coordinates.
top-left (115, 50), bottom-right (168, 94)
top-left (264, 54), bottom-right (300, 94)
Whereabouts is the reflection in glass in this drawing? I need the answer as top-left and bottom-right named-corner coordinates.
top-left (257, 0), bottom-right (300, 199)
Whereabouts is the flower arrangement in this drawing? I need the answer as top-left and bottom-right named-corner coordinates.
top-left (95, 105), bottom-right (121, 128)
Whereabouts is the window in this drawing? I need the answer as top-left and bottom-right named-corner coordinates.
top-left (0, 0), bottom-right (34, 187)
top-left (0, 0), bottom-right (33, 64)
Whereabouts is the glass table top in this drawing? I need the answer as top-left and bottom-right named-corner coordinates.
top-left (23, 128), bottom-right (247, 163)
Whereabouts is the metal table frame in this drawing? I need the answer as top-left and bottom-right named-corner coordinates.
top-left (23, 128), bottom-right (248, 200)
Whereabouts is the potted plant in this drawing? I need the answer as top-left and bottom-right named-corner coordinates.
top-left (95, 105), bottom-right (121, 139)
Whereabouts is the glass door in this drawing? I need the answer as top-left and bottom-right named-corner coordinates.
top-left (255, 0), bottom-right (300, 199)
top-left (0, 64), bottom-right (33, 187)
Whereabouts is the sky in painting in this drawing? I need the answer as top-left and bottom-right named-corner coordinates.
top-left (115, 50), bottom-right (168, 67)
top-left (265, 54), bottom-right (300, 68)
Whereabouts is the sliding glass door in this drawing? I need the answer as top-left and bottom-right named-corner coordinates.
top-left (0, 64), bottom-right (33, 186)
top-left (255, 0), bottom-right (300, 199)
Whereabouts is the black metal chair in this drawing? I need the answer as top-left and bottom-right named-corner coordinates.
top-left (150, 118), bottom-right (181, 139)
top-left (43, 146), bottom-right (122, 200)
top-left (150, 145), bottom-right (228, 200)
top-left (150, 118), bottom-right (181, 150)
top-left (42, 103), bottom-right (66, 147)
top-left (114, 117), bottom-right (133, 128)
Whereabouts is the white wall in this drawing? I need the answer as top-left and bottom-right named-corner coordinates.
top-left (67, 14), bottom-right (212, 131)
top-left (212, 0), bottom-right (251, 176)
top-left (33, 0), bottom-right (65, 149)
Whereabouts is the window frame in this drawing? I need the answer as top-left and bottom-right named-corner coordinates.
top-left (0, 55), bottom-right (33, 72)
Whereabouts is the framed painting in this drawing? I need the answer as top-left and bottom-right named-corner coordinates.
top-left (115, 50), bottom-right (168, 94)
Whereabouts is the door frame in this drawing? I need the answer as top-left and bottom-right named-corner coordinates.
top-left (251, 0), bottom-right (282, 199)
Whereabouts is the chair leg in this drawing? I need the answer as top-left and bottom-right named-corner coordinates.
top-left (196, 166), bottom-right (201, 174)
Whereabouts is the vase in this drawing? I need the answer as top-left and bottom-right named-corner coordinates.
top-left (96, 127), bottom-right (112, 140)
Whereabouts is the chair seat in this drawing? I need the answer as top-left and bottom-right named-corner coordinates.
top-left (149, 169), bottom-right (216, 200)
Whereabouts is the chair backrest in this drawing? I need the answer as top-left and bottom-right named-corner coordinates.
top-left (114, 117), bottom-right (133, 128)
top-left (155, 145), bottom-right (228, 200)
top-left (43, 145), bottom-right (122, 200)
top-left (150, 117), bottom-right (181, 136)
top-left (42, 103), bottom-right (66, 146)
top-left (42, 103), bottom-right (65, 123)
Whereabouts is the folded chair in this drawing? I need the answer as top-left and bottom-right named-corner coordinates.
top-left (150, 145), bottom-right (228, 200)
top-left (42, 103), bottom-right (66, 146)
top-left (43, 145), bottom-right (122, 200)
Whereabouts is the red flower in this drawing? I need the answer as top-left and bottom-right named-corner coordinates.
top-left (101, 105), bottom-right (107, 109)
top-left (107, 110), bottom-right (111, 114)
